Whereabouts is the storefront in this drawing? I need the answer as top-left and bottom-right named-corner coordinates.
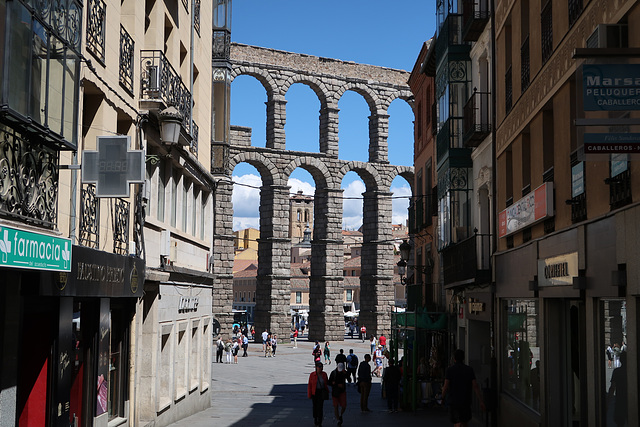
top-left (495, 214), bottom-right (637, 426)
top-left (0, 237), bottom-right (143, 427)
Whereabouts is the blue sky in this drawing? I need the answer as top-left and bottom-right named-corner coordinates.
top-left (229, 1), bottom-right (436, 231)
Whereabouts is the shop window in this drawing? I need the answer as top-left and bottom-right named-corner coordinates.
top-left (601, 299), bottom-right (627, 425)
top-left (502, 299), bottom-right (541, 412)
top-left (175, 324), bottom-right (187, 401)
top-left (190, 323), bottom-right (199, 392)
top-left (158, 326), bottom-right (172, 411)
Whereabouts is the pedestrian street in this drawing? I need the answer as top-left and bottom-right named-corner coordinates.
top-left (166, 334), bottom-right (479, 427)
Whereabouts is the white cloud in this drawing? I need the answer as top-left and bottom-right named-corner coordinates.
top-left (232, 174), bottom-right (261, 220)
top-left (391, 183), bottom-right (411, 226)
top-left (342, 180), bottom-right (365, 230)
top-left (288, 178), bottom-right (315, 196)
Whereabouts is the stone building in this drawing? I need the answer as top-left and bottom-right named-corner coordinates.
top-left (494, 0), bottom-right (639, 425)
top-left (290, 190), bottom-right (314, 244)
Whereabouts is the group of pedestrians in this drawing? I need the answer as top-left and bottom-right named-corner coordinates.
top-left (307, 344), bottom-right (403, 427)
top-left (215, 334), bottom-right (249, 364)
top-left (261, 329), bottom-right (279, 357)
top-left (308, 346), bottom-right (485, 427)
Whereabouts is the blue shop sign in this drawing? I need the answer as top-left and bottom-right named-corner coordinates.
top-left (583, 64), bottom-right (640, 111)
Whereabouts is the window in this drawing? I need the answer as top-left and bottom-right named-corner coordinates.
top-left (296, 292), bottom-right (302, 304)
top-left (541, 1), bottom-right (553, 64)
top-left (346, 289), bottom-right (353, 302)
top-left (170, 169), bottom-right (178, 228)
top-left (502, 299), bottom-right (540, 411)
top-left (5, 0), bottom-right (82, 146)
top-left (157, 160), bottom-right (166, 222)
top-left (192, 188), bottom-right (198, 236)
top-left (182, 178), bottom-right (189, 231)
top-left (200, 193), bottom-right (208, 240)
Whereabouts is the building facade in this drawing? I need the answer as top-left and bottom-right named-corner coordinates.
top-left (494, 0), bottom-right (639, 425)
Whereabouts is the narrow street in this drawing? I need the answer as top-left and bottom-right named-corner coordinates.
top-left (166, 333), bottom-right (470, 427)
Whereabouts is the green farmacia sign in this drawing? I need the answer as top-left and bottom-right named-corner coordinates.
top-left (0, 225), bottom-right (71, 272)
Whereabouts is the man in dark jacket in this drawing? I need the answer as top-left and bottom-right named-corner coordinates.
top-left (346, 349), bottom-right (358, 384)
top-left (442, 349), bottom-right (485, 426)
top-left (329, 363), bottom-right (348, 425)
top-left (357, 353), bottom-right (372, 412)
top-left (383, 358), bottom-right (401, 412)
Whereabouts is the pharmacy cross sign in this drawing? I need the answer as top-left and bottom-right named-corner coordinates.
top-left (81, 136), bottom-right (145, 197)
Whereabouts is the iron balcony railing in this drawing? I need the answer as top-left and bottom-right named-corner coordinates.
top-left (541, 1), bottom-right (553, 64)
top-left (441, 233), bottom-right (491, 286)
top-left (462, 0), bottom-right (490, 41)
top-left (119, 25), bottom-right (135, 95)
top-left (505, 66), bottom-right (513, 113)
top-left (463, 89), bottom-right (491, 147)
top-left (140, 50), bottom-right (193, 134)
top-left (87, 0), bottom-right (106, 63)
top-left (521, 36), bottom-right (530, 92)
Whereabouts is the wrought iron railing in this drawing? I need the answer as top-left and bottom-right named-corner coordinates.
top-left (609, 169), bottom-right (632, 210)
top-left (0, 126), bottom-right (59, 228)
top-left (112, 198), bottom-right (130, 256)
top-left (213, 29), bottom-right (231, 60)
top-left (194, 0), bottom-right (201, 36)
top-left (87, 0), bottom-right (106, 63)
top-left (190, 120), bottom-right (199, 156)
top-left (505, 66), bottom-right (513, 113)
top-left (119, 25), bottom-right (135, 95)
top-left (463, 89), bottom-right (491, 147)
top-left (462, 0), bottom-right (491, 41)
top-left (568, 0), bottom-right (583, 27)
top-left (521, 36), bottom-right (530, 91)
top-left (79, 184), bottom-right (100, 249)
top-left (570, 192), bottom-right (587, 223)
top-left (541, 1), bottom-right (553, 64)
top-left (140, 50), bottom-right (193, 133)
top-left (442, 233), bottom-right (491, 285)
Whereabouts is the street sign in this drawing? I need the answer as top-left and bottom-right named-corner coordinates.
top-left (0, 225), bottom-right (71, 271)
top-left (82, 136), bottom-right (145, 197)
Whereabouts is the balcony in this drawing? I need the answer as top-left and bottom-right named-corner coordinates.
top-left (140, 50), bottom-right (194, 135)
top-left (462, 0), bottom-right (490, 42)
top-left (436, 14), bottom-right (470, 58)
top-left (436, 117), bottom-right (465, 166)
top-left (463, 89), bottom-right (491, 147)
top-left (442, 233), bottom-right (491, 286)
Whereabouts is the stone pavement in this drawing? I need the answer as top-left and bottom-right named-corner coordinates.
top-left (166, 333), bottom-right (482, 427)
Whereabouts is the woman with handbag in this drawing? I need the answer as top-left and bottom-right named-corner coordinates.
top-left (307, 362), bottom-right (329, 427)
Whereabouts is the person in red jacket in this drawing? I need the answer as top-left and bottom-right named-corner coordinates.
top-left (308, 362), bottom-right (329, 427)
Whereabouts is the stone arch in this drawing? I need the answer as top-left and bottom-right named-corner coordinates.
top-left (385, 165), bottom-right (415, 193)
top-left (338, 161), bottom-right (382, 192)
top-left (230, 66), bottom-right (278, 98)
top-left (228, 151), bottom-right (281, 187)
top-left (282, 156), bottom-right (333, 191)
top-left (336, 82), bottom-right (379, 114)
top-left (380, 88), bottom-right (416, 114)
top-left (281, 74), bottom-right (330, 107)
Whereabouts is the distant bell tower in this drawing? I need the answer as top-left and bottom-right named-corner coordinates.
top-left (289, 190), bottom-right (314, 243)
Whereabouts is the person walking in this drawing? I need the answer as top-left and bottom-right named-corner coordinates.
top-left (313, 341), bottom-right (322, 364)
top-left (307, 362), bottom-right (329, 427)
top-left (441, 349), bottom-right (485, 427)
top-left (360, 325), bottom-right (367, 342)
top-left (271, 334), bottom-right (278, 356)
top-left (335, 349), bottom-right (347, 366)
top-left (224, 339), bottom-right (232, 364)
top-left (370, 335), bottom-right (377, 355)
top-left (357, 354), bottom-right (373, 412)
top-left (324, 341), bottom-right (331, 364)
top-left (232, 339), bottom-right (239, 364)
top-left (329, 363), bottom-right (348, 425)
top-left (242, 334), bottom-right (249, 357)
top-left (346, 349), bottom-right (358, 384)
top-left (383, 358), bottom-right (401, 413)
top-left (262, 329), bottom-right (268, 352)
top-left (292, 328), bottom-right (298, 348)
top-left (379, 334), bottom-right (387, 351)
top-left (215, 336), bottom-right (224, 363)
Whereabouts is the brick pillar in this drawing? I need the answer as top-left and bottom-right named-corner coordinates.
top-left (266, 96), bottom-right (287, 150)
top-left (309, 187), bottom-right (345, 342)
top-left (319, 105), bottom-right (339, 157)
top-left (211, 178), bottom-right (235, 333)
top-left (254, 184), bottom-right (291, 342)
top-left (368, 113), bottom-right (389, 163)
top-left (359, 190), bottom-right (394, 337)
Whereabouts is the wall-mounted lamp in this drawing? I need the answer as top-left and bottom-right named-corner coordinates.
top-left (158, 106), bottom-right (182, 145)
top-left (397, 259), bottom-right (407, 285)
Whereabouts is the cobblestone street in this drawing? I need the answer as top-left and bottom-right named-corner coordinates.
top-left (166, 334), bottom-right (479, 427)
